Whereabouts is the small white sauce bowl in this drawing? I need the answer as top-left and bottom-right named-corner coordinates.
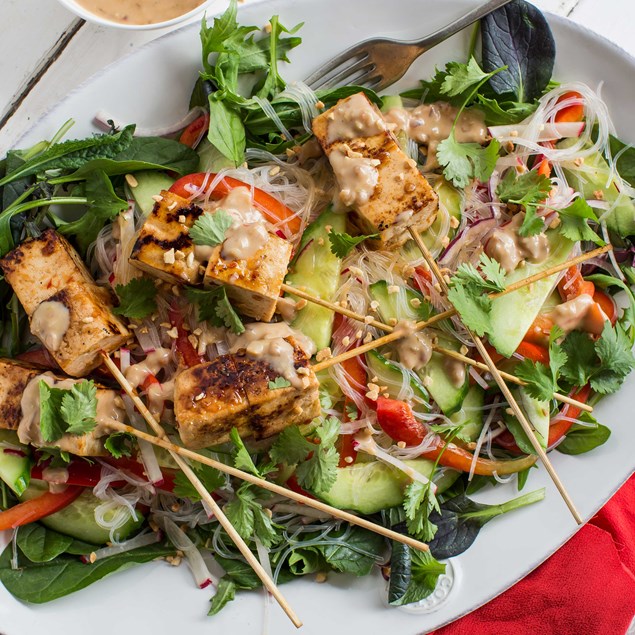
top-left (56, 0), bottom-right (220, 30)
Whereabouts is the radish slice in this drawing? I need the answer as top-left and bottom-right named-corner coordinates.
top-left (488, 122), bottom-right (585, 141)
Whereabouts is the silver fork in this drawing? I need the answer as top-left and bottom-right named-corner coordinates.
top-left (305, 0), bottom-right (513, 92)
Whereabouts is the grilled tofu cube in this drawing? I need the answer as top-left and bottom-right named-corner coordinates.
top-left (130, 190), bottom-right (204, 284)
top-left (174, 355), bottom-right (253, 449)
top-left (0, 230), bottom-right (129, 377)
top-left (0, 359), bottom-right (122, 457)
top-left (0, 359), bottom-right (41, 431)
top-left (234, 336), bottom-right (320, 438)
top-left (313, 92), bottom-right (438, 249)
top-left (204, 232), bottom-right (292, 322)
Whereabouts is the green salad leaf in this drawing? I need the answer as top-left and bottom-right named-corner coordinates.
top-left (113, 277), bottom-right (158, 319)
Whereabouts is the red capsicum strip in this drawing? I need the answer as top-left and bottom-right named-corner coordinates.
top-left (168, 304), bottom-right (204, 368)
top-left (169, 173), bottom-right (301, 236)
top-left (179, 114), bottom-right (210, 148)
top-left (0, 486), bottom-right (83, 531)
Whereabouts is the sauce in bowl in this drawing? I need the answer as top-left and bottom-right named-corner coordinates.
top-left (75, 0), bottom-right (205, 25)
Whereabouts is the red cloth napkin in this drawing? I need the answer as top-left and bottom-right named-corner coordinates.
top-left (432, 473), bottom-right (635, 635)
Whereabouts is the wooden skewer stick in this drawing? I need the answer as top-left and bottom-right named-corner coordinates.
top-left (288, 278), bottom-right (590, 412)
top-left (313, 243), bottom-right (612, 373)
top-left (102, 420), bottom-right (430, 554)
top-left (101, 353), bottom-right (303, 629)
top-left (407, 227), bottom-right (583, 525)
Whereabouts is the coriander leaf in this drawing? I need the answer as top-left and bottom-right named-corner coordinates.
top-left (173, 463), bottom-right (225, 502)
top-left (38, 382), bottom-right (67, 443)
top-left (56, 170), bottom-right (127, 253)
top-left (185, 285), bottom-right (245, 334)
top-left (268, 377), bottom-right (291, 389)
top-left (189, 209), bottom-right (233, 247)
top-left (403, 480), bottom-right (439, 541)
top-left (560, 330), bottom-right (597, 386)
top-left (345, 402), bottom-right (359, 420)
top-left (517, 207), bottom-right (546, 237)
top-left (208, 578), bottom-right (237, 615)
top-left (478, 253), bottom-right (507, 290)
top-left (224, 483), bottom-right (279, 547)
top-left (269, 417), bottom-right (340, 495)
top-left (592, 322), bottom-right (635, 393)
top-left (454, 254), bottom-right (506, 293)
top-left (557, 198), bottom-right (604, 244)
top-left (213, 287), bottom-right (245, 334)
top-left (230, 428), bottom-right (260, 476)
top-left (104, 432), bottom-right (134, 459)
top-left (60, 381), bottom-right (98, 435)
top-left (447, 284), bottom-right (492, 337)
top-left (441, 57), bottom-right (491, 97)
top-left (328, 231), bottom-right (378, 258)
top-left (437, 135), bottom-right (500, 189)
top-left (113, 278), bottom-right (157, 319)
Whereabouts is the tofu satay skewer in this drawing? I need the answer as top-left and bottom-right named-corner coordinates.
top-left (100, 352), bottom-right (303, 629)
top-left (312, 243), bottom-right (612, 373)
top-left (100, 418), bottom-right (432, 554)
top-left (281, 283), bottom-right (591, 413)
top-left (406, 226), bottom-right (582, 525)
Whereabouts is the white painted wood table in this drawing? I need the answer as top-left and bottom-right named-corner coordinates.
top-left (0, 0), bottom-right (634, 631)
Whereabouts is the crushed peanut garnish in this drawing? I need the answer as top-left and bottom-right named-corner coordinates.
top-left (315, 347), bottom-right (332, 362)
top-left (124, 174), bottom-right (138, 188)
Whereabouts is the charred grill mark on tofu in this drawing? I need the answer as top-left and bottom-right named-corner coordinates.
top-left (0, 360), bottom-right (40, 431)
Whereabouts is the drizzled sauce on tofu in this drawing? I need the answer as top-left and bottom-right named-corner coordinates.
top-left (547, 295), bottom-right (607, 335)
top-left (329, 145), bottom-right (380, 207)
top-left (393, 320), bottom-right (432, 370)
top-left (18, 374), bottom-right (125, 448)
top-left (384, 102), bottom-right (487, 167)
top-left (229, 322), bottom-right (316, 388)
top-left (195, 187), bottom-right (270, 262)
top-left (326, 93), bottom-right (387, 143)
top-left (125, 348), bottom-right (174, 414)
top-left (485, 214), bottom-right (550, 273)
top-left (75, 0), bottom-right (204, 25)
top-left (30, 301), bottom-right (70, 351)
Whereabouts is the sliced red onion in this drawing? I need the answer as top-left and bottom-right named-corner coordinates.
top-left (488, 121), bottom-right (585, 142)
top-left (161, 517), bottom-right (213, 589)
top-left (439, 217), bottom-right (497, 266)
top-left (2, 448), bottom-right (26, 457)
top-left (93, 107), bottom-right (206, 137)
top-left (81, 530), bottom-right (162, 563)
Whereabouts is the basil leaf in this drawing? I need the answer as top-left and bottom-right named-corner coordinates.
top-left (481, 0), bottom-right (555, 102)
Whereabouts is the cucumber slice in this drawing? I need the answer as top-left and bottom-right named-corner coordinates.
top-left (488, 231), bottom-right (574, 357)
top-left (20, 482), bottom-right (144, 545)
top-left (130, 170), bottom-right (176, 215)
top-left (369, 280), bottom-right (431, 323)
top-left (448, 385), bottom-right (485, 442)
top-left (504, 387), bottom-right (550, 453)
top-left (320, 459), bottom-right (459, 514)
top-left (559, 139), bottom-right (635, 237)
top-left (365, 350), bottom-right (429, 410)
top-left (0, 430), bottom-right (31, 496)
top-left (418, 340), bottom-right (469, 416)
top-left (368, 281), bottom-right (468, 415)
top-left (285, 208), bottom-right (346, 350)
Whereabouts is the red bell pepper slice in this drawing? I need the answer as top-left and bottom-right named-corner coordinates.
top-left (168, 304), bottom-right (204, 368)
top-left (548, 384), bottom-right (592, 447)
top-left (421, 437), bottom-right (537, 475)
top-left (376, 397), bottom-right (427, 446)
top-left (179, 114), bottom-right (210, 148)
top-left (555, 91), bottom-right (584, 123)
top-left (559, 266), bottom-right (595, 301)
top-left (169, 173), bottom-right (301, 236)
top-left (593, 288), bottom-right (617, 325)
top-left (0, 486), bottom-right (83, 531)
top-left (515, 341), bottom-right (550, 365)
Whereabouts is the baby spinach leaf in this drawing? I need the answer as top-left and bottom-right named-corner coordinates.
top-left (427, 489), bottom-right (545, 559)
top-left (608, 134), bottom-right (635, 187)
top-left (0, 541), bottom-right (174, 603)
top-left (207, 97), bottom-right (246, 166)
top-left (16, 524), bottom-right (96, 563)
top-left (557, 413), bottom-right (611, 455)
top-left (317, 526), bottom-right (385, 577)
top-left (481, 0), bottom-right (555, 103)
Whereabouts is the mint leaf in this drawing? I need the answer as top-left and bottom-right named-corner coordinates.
top-left (189, 209), bottom-right (233, 247)
top-left (437, 135), bottom-right (500, 189)
top-left (328, 231), bottom-right (378, 258)
top-left (60, 381), bottom-right (98, 435)
top-left (557, 198), bottom-right (604, 244)
top-left (268, 377), bottom-right (291, 390)
top-left (113, 277), bottom-right (157, 319)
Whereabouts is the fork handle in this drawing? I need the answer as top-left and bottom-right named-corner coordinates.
top-left (414, 0), bottom-right (513, 51)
